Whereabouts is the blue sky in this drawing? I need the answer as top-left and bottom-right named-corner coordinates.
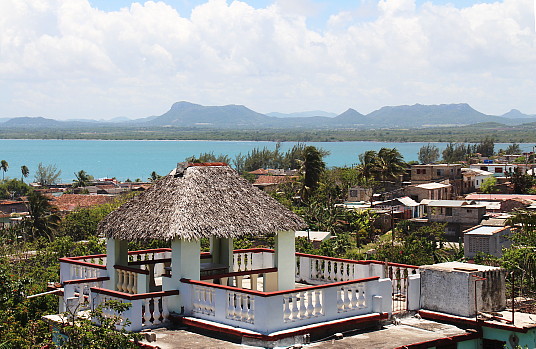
top-left (0, 0), bottom-right (534, 119)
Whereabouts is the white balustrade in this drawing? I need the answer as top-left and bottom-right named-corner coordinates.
top-left (116, 269), bottom-right (138, 294)
top-left (142, 296), bottom-right (171, 327)
top-left (226, 291), bottom-right (254, 324)
top-left (192, 285), bottom-right (215, 316)
top-left (283, 289), bottom-right (323, 322)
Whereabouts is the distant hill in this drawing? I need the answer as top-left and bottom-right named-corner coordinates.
top-left (2, 117), bottom-right (64, 128)
top-left (267, 110), bottom-right (337, 118)
top-left (501, 109), bottom-right (535, 119)
top-left (144, 101), bottom-right (273, 127)
top-left (3, 102), bottom-right (536, 130)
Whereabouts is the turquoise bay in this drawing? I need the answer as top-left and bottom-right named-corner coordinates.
top-left (1, 140), bottom-right (534, 182)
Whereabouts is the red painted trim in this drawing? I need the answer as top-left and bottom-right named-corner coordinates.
top-left (59, 258), bottom-right (107, 270)
top-left (178, 312), bottom-right (388, 341)
top-left (90, 287), bottom-right (179, 300)
top-left (418, 310), bottom-right (530, 333)
top-left (63, 276), bottom-right (110, 285)
top-left (114, 265), bottom-right (150, 275)
top-left (392, 329), bottom-right (482, 349)
top-left (68, 253), bottom-right (107, 260)
top-left (296, 252), bottom-right (370, 264)
top-left (128, 248), bottom-right (172, 255)
top-left (181, 276), bottom-right (380, 297)
top-left (233, 248), bottom-right (274, 253)
top-left (200, 267), bottom-right (277, 281)
top-left (200, 252), bottom-right (212, 259)
top-left (129, 258), bottom-right (171, 266)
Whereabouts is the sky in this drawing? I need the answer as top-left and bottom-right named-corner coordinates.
top-left (0, 0), bottom-right (535, 120)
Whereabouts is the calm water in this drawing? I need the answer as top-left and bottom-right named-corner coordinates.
top-left (1, 140), bottom-right (534, 182)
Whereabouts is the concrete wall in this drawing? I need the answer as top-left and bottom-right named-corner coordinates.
top-left (420, 262), bottom-right (506, 317)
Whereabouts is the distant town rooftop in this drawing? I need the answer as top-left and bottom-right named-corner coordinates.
top-left (464, 225), bottom-right (509, 236)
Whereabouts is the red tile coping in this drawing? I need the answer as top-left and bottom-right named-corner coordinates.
top-left (90, 287), bottom-right (179, 300)
top-left (59, 257), bottom-right (107, 270)
top-left (200, 267), bottom-right (277, 281)
top-left (62, 276), bottom-right (110, 285)
top-left (129, 258), bottom-right (171, 266)
top-left (418, 310), bottom-right (530, 333)
top-left (181, 276), bottom-right (380, 297)
top-left (177, 312), bottom-right (389, 342)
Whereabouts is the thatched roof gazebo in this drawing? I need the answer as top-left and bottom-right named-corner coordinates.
top-left (99, 163), bottom-right (306, 303)
top-left (98, 163), bottom-right (305, 241)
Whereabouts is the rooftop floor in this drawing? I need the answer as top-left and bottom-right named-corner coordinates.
top-left (139, 316), bottom-right (473, 349)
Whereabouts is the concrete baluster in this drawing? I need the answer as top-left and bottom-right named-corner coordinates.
top-left (283, 296), bottom-right (291, 322)
top-left (143, 298), bottom-right (151, 325)
top-left (290, 294), bottom-right (299, 321)
top-left (161, 296), bottom-right (169, 322)
top-left (337, 286), bottom-right (345, 312)
top-left (152, 298), bottom-right (162, 325)
top-left (306, 290), bottom-right (314, 318)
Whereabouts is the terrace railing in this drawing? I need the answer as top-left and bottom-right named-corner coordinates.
top-left (181, 276), bottom-right (392, 335)
top-left (90, 287), bottom-right (179, 331)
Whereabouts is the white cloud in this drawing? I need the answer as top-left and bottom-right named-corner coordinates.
top-left (0, 0), bottom-right (535, 119)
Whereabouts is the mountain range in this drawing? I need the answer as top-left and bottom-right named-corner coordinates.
top-left (1, 102), bottom-right (535, 129)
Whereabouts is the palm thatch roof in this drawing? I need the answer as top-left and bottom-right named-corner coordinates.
top-left (98, 163), bottom-right (306, 241)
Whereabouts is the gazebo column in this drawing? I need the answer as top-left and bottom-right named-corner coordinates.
top-left (210, 237), bottom-right (233, 269)
top-left (106, 238), bottom-right (128, 291)
top-left (275, 230), bottom-right (295, 291)
top-left (163, 238), bottom-right (200, 314)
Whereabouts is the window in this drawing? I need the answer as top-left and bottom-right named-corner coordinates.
top-left (349, 190), bottom-right (358, 197)
top-left (495, 167), bottom-right (503, 173)
top-left (416, 169), bottom-right (421, 174)
top-left (436, 170), bottom-right (442, 176)
top-left (422, 169), bottom-right (426, 174)
top-left (481, 166), bottom-right (488, 171)
top-left (445, 207), bottom-right (452, 216)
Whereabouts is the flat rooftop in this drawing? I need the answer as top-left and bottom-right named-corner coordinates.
top-left (139, 316), bottom-right (473, 349)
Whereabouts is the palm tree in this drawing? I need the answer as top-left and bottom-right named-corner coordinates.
top-left (1, 160), bottom-right (8, 180)
top-left (21, 165), bottom-right (29, 182)
top-left (22, 191), bottom-right (60, 241)
top-left (356, 150), bottom-right (380, 183)
top-left (73, 170), bottom-right (92, 188)
top-left (376, 148), bottom-right (406, 183)
top-left (299, 146), bottom-right (326, 201)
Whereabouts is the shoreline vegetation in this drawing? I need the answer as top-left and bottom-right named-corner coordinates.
top-left (1, 123), bottom-right (536, 143)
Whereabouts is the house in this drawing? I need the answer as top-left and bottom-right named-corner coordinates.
top-left (50, 194), bottom-right (115, 213)
top-left (461, 168), bottom-right (494, 193)
top-left (252, 175), bottom-right (297, 192)
top-left (372, 196), bottom-right (422, 219)
top-left (404, 182), bottom-right (451, 202)
top-left (0, 199), bottom-right (27, 215)
top-left (464, 225), bottom-right (512, 258)
top-left (410, 164), bottom-right (462, 183)
top-left (410, 164), bottom-right (463, 196)
top-left (44, 163), bottom-right (536, 348)
top-left (294, 230), bottom-right (331, 248)
top-left (419, 200), bottom-right (486, 239)
top-left (469, 163), bottom-right (530, 176)
top-left (347, 186), bottom-right (373, 202)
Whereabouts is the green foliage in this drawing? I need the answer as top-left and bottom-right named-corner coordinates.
top-left (418, 143), bottom-right (440, 164)
top-left (34, 163), bottom-right (62, 186)
top-left (356, 148), bottom-right (406, 188)
top-left (480, 176), bottom-right (498, 194)
top-left (20, 191), bottom-right (61, 241)
top-left (475, 136), bottom-right (495, 157)
top-left (57, 300), bottom-right (142, 349)
top-left (185, 152), bottom-right (231, 164)
top-left (148, 171), bottom-right (162, 182)
top-left (373, 223), bottom-right (446, 265)
top-left (509, 168), bottom-right (535, 194)
top-left (73, 170), bottom-right (93, 188)
top-left (442, 142), bottom-right (472, 163)
top-left (1, 160), bottom-right (9, 180)
top-left (20, 165), bottom-right (29, 183)
top-left (300, 146), bottom-right (326, 200)
top-left (0, 179), bottom-right (32, 199)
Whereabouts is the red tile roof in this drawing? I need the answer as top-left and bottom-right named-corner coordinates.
top-left (51, 194), bottom-right (115, 212)
top-left (250, 168), bottom-right (270, 175)
top-left (253, 175), bottom-right (296, 186)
